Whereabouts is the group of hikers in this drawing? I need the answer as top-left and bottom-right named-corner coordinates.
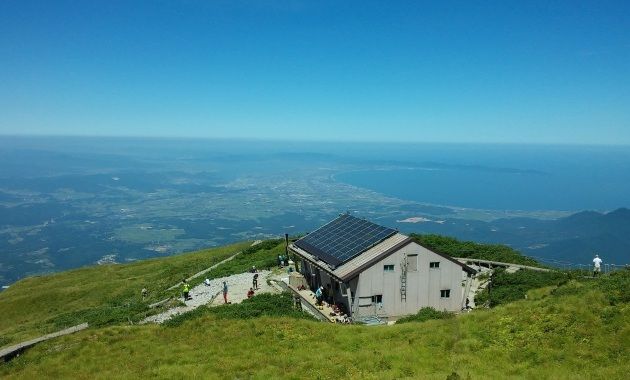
top-left (175, 252), bottom-right (295, 304)
top-left (178, 264), bottom-right (265, 304)
top-left (181, 278), bottom-right (230, 303)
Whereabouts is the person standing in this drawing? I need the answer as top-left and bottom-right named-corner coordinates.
top-left (593, 254), bottom-right (603, 277)
top-left (222, 281), bottom-right (229, 304)
top-left (182, 280), bottom-right (190, 301)
top-left (315, 286), bottom-right (323, 307)
top-left (253, 273), bottom-right (259, 290)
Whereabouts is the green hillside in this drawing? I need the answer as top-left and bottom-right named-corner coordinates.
top-left (410, 233), bottom-right (542, 267)
top-left (1, 238), bottom-right (628, 379)
top-left (0, 241), bottom-right (254, 345)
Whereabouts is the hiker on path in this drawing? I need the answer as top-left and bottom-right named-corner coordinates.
top-left (247, 288), bottom-right (255, 299)
top-left (253, 273), bottom-right (259, 290)
top-left (204, 278), bottom-right (211, 286)
top-left (315, 286), bottom-right (323, 306)
top-left (182, 281), bottom-right (191, 301)
top-left (464, 298), bottom-right (471, 311)
top-left (593, 254), bottom-right (603, 276)
top-left (223, 281), bottom-right (229, 304)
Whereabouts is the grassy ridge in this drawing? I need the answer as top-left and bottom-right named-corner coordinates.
top-left (0, 241), bottom-right (251, 345)
top-left (187, 238), bottom-right (285, 288)
top-left (1, 236), bottom-right (628, 379)
top-left (410, 234), bottom-right (541, 267)
top-left (475, 268), bottom-right (568, 307)
top-left (1, 271), bottom-right (628, 379)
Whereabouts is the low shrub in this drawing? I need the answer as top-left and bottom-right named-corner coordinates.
top-left (410, 234), bottom-right (541, 267)
top-left (241, 238), bottom-right (284, 255)
top-left (164, 292), bottom-right (315, 327)
top-left (475, 268), bottom-right (567, 307)
top-left (47, 300), bottom-right (150, 329)
top-left (208, 292), bottom-right (314, 320)
top-left (162, 305), bottom-right (212, 327)
top-left (396, 307), bottom-right (454, 324)
top-left (597, 270), bottom-right (630, 305)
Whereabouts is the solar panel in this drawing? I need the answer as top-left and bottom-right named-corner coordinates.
top-left (294, 214), bottom-right (397, 266)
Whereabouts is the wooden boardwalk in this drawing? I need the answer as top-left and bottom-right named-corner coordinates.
top-left (273, 280), bottom-right (334, 323)
top-left (0, 323), bottom-right (88, 362)
top-left (454, 257), bottom-right (552, 272)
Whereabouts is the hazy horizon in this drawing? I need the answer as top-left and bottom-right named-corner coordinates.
top-left (2, 134), bottom-right (630, 147)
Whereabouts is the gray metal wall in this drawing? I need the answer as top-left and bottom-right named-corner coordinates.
top-left (299, 260), bottom-right (353, 314)
top-left (352, 242), bottom-right (466, 319)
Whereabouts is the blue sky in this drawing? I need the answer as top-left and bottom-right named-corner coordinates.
top-left (1, 1), bottom-right (629, 144)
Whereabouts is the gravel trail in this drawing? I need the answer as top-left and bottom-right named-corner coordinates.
top-left (143, 270), bottom-right (275, 324)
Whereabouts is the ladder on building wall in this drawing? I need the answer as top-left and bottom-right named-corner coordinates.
top-left (400, 255), bottom-right (408, 302)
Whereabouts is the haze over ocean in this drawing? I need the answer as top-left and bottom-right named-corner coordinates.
top-left (3, 136), bottom-right (629, 212)
top-left (335, 144), bottom-right (630, 211)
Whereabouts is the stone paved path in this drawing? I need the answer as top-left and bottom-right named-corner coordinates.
top-left (143, 270), bottom-right (275, 324)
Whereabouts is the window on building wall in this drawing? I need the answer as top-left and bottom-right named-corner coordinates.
top-left (407, 254), bottom-right (418, 271)
top-left (372, 294), bottom-right (383, 303)
top-left (383, 264), bottom-right (394, 272)
top-left (440, 289), bottom-right (450, 298)
top-left (430, 261), bottom-right (440, 269)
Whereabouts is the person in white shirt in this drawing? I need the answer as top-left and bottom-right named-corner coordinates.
top-left (593, 254), bottom-right (603, 277)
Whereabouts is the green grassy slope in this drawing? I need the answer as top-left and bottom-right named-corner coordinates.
top-left (1, 272), bottom-right (628, 379)
top-left (410, 234), bottom-right (541, 267)
top-left (1, 238), bottom-right (628, 379)
top-left (0, 241), bottom-right (253, 345)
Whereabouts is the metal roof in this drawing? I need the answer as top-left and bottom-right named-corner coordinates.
top-left (332, 233), bottom-right (411, 279)
top-left (290, 233), bottom-right (410, 281)
top-left (293, 213), bottom-right (397, 267)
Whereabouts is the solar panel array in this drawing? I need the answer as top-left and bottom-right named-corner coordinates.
top-left (294, 214), bottom-right (397, 267)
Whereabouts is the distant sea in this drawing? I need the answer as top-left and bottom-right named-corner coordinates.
top-left (1, 137), bottom-right (630, 284)
top-left (335, 144), bottom-right (630, 212)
